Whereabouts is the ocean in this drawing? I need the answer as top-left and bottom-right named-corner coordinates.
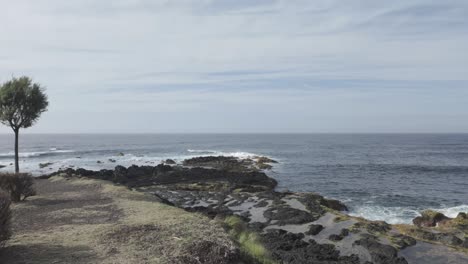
top-left (0, 133), bottom-right (467, 224)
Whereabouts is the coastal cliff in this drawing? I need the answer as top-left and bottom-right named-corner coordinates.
top-left (3, 156), bottom-right (467, 264)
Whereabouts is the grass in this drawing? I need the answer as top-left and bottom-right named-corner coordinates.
top-left (1, 176), bottom-right (237, 264)
top-left (223, 215), bottom-right (277, 264)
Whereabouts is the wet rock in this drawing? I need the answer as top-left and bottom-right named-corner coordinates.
top-left (108, 159), bottom-right (116, 163)
top-left (463, 238), bottom-right (468, 248)
top-left (117, 152), bottom-right (125, 156)
top-left (329, 229), bottom-right (350, 241)
top-left (165, 159), bottom-right (176, 165)
top-left (253, 200), bottom-right (269, 208)
top-left (457, 212), bottom-right (467, 219)
top-left (299, 193), bottom-right (347, 213)
top-left (96, 160), bottom-right (102, 164)
top-left (354, 236), bottom-right (408, 264)
top-left (322, 198), bottom-right (348, 211)
top-left (306, 224), bottom-right (324, 235)
top-left (256, 163), bottom-right (273, 170)
top-left (0, 165), bottom-right (5, 169)
top-left (261, 229), bottom-right (360, 264)
top-left (256, 157), bottom-right (278, 164)
top-left (434, 233), bottom-right (464, 247)
top-left (75, 168), bottom-right (97, 177)
top-left (352, 221), bottom-right (391, 234)
top-left (39, 162), bottom-right (53, 169)
top-left (264, 206), bottom-right (317, 225)
top-left (440, 212), bottom-right (468, 230)
top-left (413, 210), bottom-right (449, 227)
top-left (113, 165), bottom-right (129, 183)
top-left (390, 234), bottom-right (417, 250)
top-left (183, 156), bottom-right (260, 172)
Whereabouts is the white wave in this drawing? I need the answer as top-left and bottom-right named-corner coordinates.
top-left (186, 149), bottom-right (260, 159)
top-left (187, 149), bottom-right (217, 154)
top-left (433, 205), bottom-right (468, 218)
top-left (349, 204), bottom-right (468, 224)
top-left (349, 206), bottom-right (420, 224)
top-left (0, 149), bottom-right (75, 158)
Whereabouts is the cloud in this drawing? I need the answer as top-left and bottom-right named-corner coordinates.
top-left (0, 0), bottom-right (467, 133)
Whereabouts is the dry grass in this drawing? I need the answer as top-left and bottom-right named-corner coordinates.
top-left (0, 176), bottom-right (237, 264)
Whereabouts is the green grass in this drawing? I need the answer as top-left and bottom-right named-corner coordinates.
top-left (223, 216), bottom-right (277, 264)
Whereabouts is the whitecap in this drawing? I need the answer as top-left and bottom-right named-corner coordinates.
top-left (433, 205), bottom-right (468, 218)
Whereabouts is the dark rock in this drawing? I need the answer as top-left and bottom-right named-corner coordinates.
top-left (108, 159), bottom-right (116, 163)
top-left (329, 234), bottom-right (344, 241)
top-left (117, 152), bottom-right (125, 156)
top-left (413, 210), bottom-right (449, 227)
top-left (165, 159), bottom-right (176, 165)
top-left (113, 165), bottom-right (128, 183)
top-left (257, 163), bottom-right (273, 170)
top-left (299, 193), bottom-right (347, 212)
top-left (127, 165), bottom-right (154, 178)
top-left (256, 157), bottom-right (278, 164)
top-left (434, 233), bottom-right (464, 247)
top-left (96, 160), bottom-right (102, 164)
top-left (0, 165), bottom-right (5, 169)
top-left (322, 198), bottom-right (348, 211)
top-left (352, 221), bottom-right (391, 234)
top-left (39, 162), bottom-right (53, 169)
top-left (183, 156), bottom-right (255, 172)
top-left (264, 206), bottom-right (317, 225)
top-left (463, 238), bottom-right (468, 248)
top-left (457, 212), bottom-right (467, 219)
top-left (390, 234), bottom-right (417, 249)
top-left (75, 168), bottom-right (96, 177)
top-left (354, 236), bottom-right (408, 264)
top-left (329, 229), bottom-right (349, 241)
top-left (248, 222), bottom-right (267, 232)
top-left (306, 224), bottom-right (324, 235)
top-left (261, 229), bottom-right (360, 264)
top-left (254, 200), bottom-right (269, 208)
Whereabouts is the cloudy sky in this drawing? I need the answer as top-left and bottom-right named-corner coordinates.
top-left (1, 0), bottom-right (467, 133)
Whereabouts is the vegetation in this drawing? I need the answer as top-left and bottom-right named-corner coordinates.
top-left (0, 76), bottom-right (49, 173)
top-left (0, 191), bottom-right (11, 247)
top-left (223, 215), bottom-right (277, 264)
top-left (0, 173), bottom-right (36, 202)
top-left (1, 176), bottom-right (238, 263)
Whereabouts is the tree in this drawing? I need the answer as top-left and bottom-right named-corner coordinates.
top-left (0, 76), bottom-right (48, 173)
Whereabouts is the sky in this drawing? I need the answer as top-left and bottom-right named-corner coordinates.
top-left (0, 0), bottom-right (468, 133)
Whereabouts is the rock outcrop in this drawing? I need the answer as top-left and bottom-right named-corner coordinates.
top-left (40, 156), bottom-right (468, 264)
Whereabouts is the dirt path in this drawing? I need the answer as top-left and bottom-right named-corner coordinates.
top-left (0, 177), bottom-right (237, 264)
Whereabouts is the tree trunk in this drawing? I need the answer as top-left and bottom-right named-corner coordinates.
top-left (14, 129), bottom-right (19, 173)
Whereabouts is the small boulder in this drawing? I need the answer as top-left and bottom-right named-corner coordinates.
top-left (264, 206), bottom-right (317, 225)
top-left (306, 224), bottom-right (324, 235)
top-left (328, 229), bottom-right (349, 241)
top-left (165, 159), bottom-right (176, 165)
top-left (322, 198), bottom-right (348, 211)
top-left (413, 210), bottom-right (449, 227)
top-left (256, 157), bottom-right (278, 164)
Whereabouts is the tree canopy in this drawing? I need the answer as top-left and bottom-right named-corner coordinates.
top-left (0, 76), bottom-right (48, 132)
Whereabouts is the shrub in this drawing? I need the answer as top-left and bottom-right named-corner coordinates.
top-left (0, 191), bottom-right (11, 246)
top-left (0, 173), bottom-right (36, 202)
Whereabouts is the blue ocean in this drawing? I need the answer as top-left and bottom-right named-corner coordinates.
top-left (0, 133), bottom-right (467, 224)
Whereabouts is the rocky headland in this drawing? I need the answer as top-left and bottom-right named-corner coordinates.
top-left (40, 156), bottom-right (468, 264)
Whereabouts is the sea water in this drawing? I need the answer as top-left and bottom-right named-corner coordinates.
top-left (0, 133), bottom-right (467, 224)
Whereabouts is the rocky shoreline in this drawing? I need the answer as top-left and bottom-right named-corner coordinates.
top-left (40, 156), bottom-right (468, 264)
